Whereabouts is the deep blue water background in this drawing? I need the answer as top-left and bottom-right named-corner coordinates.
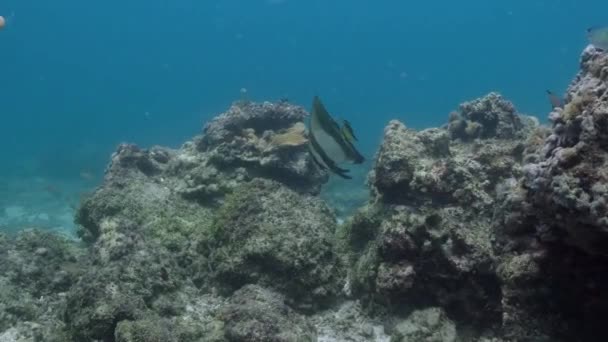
top-left (1, 0), bottom-right (607, 179)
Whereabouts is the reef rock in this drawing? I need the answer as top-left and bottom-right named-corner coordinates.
top-left (390, 307), bottom-right (456, 342)
top-left (66, 100), bottom-right (334, 341)
top-left (491, 46), bottom-right (608, 341)
top-left (198, 101), bottom-right (327, 194)
top-left (344, 93), bottom-right (538, 337)
top-left (522, 46), bottom-right (608, 255)
top-left (207, 178), bottom-right (340, 309)
top-left (0, 230), bottom-right (84, 341)
top-left (78, 101), bottom-right (326, 244)
top-left (447, 92), bottom-right (529, 141)
top-left (310, 301), bottom-right (391, 342)
top-left (220, 284), bottom-right (317, 342)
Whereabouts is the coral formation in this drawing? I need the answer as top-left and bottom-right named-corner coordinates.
top-left (220, 284), bottom-right (317, 341)
top-left (198, 101), bottom-right (327, 194)
top-left (61, 101), bottom-right (335, 341)
top-left (3, 48), bottom-right (608, 342)
top-left (0, 230), bottom-right (83, 341)
top-left (447, 92), bottom-right (528, 140)
top-left (390, 307), bottom-right (456, 342)
top-left (342, 99), bottom-right (537, 336)
top-left (490, 45), bottom-right (608, 341)
top-left (207, 179), bottom-right (341, 309)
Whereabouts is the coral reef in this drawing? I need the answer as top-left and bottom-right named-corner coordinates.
top-left (310, 301), bottom-right (390, 342)
top-left (4, 48), bottom-right (608, 342)
top-left (207, 179), bottom-right (341, 309)
top-left (198, 101), bottom-right (327, 194)
top-left (491, 46), bottom-right (608, 341)
top-left (342, 99), bottom-right (537, 336)
top-left (220, 284), bottom-right (317, 342)
top-left (522, 46), bottom-right (608, 255)
top-left (390, 307), bottom-right (456, 342)
top-left (0, 230), bottom-right (84, 341)
top-left (60, 101), bottom-right (335, 341)
top-left (447, 92), bottom-right (530, 141)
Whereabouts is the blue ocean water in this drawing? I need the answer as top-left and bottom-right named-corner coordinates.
top-left (0, 0), bottom-right (606, 232)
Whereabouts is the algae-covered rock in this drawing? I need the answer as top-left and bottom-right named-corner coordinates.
top-left (370, 119), bottom-right (528, 207)
top-left (63, 216), bottom-right (193, 341)
top-left (220, 284), bottom-right (317, 342)
top-left (75, 143), bottom-right (215, 247)
top-left (311, 301), bottom-right (390, 342)
top-left (344, 93), bottom-right (539, 336)
top-left (65, 100), bottom-right (338, 340)
top-left (1, 229), bottom-right (83, 297)
top-left (76, 101), bottom-right (329, 245)
top-left (390, 307), bottom-right (456, 342)
top-left (208, 178), bottom-right (340, 309)
top-left (343, 205), bottom-right (500, 325)
top-left (489, 46), bottom-right (608, 341)
top-left (201, 101), bottom-right (307, 147)
top-left (199, 101), bottom-right (327, 194)
top-left (115, 319), bottom-right (175, 342)
top-left (112, 302), bottom-right (227, 342)
top-left (520, 46), bottom-right (608, 256)
top-left (0, 230), bottom-right (85, 341)
top-left (448, 92), bottom-right (524, 140)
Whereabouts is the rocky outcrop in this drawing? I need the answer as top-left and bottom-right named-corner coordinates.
top-left (342, 92), bottom-right (540, 339)
top-left (390, 307), bottom-right (456, 342)
top-left (206, 178), bottom-right (341, 309)
top-left (5, 48), bottom-right (608, 342)
top-left (491, 46), bottom-right (608, 341)
top-left (198, 101), bottom-right (327, 194)
top-left (60, 101), bottom-right (334, 341)
top-left (0, 230), bottom-right (83, 341)
top-left (522, 46), bottom-right (608, 255)
top-left (220, 285), bottom-right (317, 342)
top-left (447, 92), bottom-right (531, 141)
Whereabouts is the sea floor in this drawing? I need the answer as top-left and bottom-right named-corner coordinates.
top-left (0, 176), bottom-right (98, 237)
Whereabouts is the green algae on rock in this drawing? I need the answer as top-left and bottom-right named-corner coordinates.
top-left (220, 284), bottom-right (317, 342)
top-left (54, 100), bottom-right (340, 341)
top-left (7, 79), bottom-right (608, 341)
top-left (207, 178), bottom-right (341, 310)
top-left (0, 230), bottom-right (85, 341)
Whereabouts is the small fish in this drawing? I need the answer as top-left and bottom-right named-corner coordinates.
top-left (341, 120), bottom-right (358, 142)
top-left (546, 90), bottom-right (564, 109)
top-left (587, 26), bottom-right (608, 51)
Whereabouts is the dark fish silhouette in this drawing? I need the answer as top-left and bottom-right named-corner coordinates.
top-left (308, 96), bottom-right (364, 179)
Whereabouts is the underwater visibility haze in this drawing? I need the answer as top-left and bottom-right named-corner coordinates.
top-left (2, 0), bottom-right (608, 341)
top-left (2, 0), bottom-right (606, 172)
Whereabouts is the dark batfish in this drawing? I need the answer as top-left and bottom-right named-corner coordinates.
top-left (308, 96), bottom-right (365, 179)
top-left (546, 90), bottom-right (564, 109)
